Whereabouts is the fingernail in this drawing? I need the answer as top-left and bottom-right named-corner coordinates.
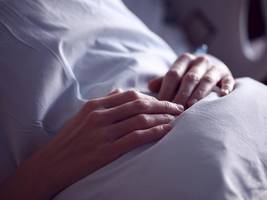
top-left (221, 89), bottom-right (230, 96)
top-left (176, 104), bottom-right (184, 112)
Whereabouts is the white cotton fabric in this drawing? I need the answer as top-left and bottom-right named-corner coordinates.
top-left (0, 0), bottom-right (176, 181)
top-left (54, 78), bottom-right (267, 200)
top-left (0, 0), bottom-right (267, 199)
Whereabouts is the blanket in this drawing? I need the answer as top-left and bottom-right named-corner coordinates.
top-left (54, 78), bottom-right (267, 200)
top-left (0, 0), bottom-right (267, 199)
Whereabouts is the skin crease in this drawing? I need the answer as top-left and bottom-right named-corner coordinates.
top-left (0, 90), bottom-right (184, 200)
top-left (0, 53), bottom-right (235, 200)
top-left (148, 53), bottom-right (235, 108)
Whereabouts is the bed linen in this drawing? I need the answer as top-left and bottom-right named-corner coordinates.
top-left (54, 78), bottom-right (267, 200)
top-left (0, 0), bottom-right (267, 199)
top-left (0, 0), bottom-right (176, 182)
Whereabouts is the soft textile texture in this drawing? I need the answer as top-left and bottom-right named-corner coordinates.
top-left (0, 0), bottom-right (176, 181)
top-left (54, 78), bottom-right (267, 200)
top-left (0, 0), bottom-right (267, 199)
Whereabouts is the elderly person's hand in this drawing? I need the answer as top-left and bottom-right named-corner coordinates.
top-left (0, 90), bottom-right (183, 200)
top-left (148, 53), bottom-right (235, 108)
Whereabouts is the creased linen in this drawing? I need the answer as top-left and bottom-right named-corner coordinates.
top-left (0, 0), bottom-right (267, 199)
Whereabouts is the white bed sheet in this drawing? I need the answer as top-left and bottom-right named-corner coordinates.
top-left (55, 78), bottom-right (267, 200)
top-left (0, 0), bottom-right (176, 182)
top-left (0, 0), bottom-right (267, 199)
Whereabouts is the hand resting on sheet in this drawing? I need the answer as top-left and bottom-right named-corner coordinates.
top-left (0, 90), bottom-right (183, 200)
top-left (149, 53), bottom-right (235, 108)
top-left (0, 51), bottom-right (235, 200)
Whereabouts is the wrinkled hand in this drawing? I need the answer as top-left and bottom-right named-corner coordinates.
top-left (9, 90), bottom-right (183, 200)
top-left (148, 53), bottom-right (235, 107)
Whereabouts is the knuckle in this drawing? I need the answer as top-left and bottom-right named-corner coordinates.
top-left (202, 75), bottom-right (214, 83)
top-left (160, 114), bottom-right (174, 122)
top-left (137, 114), bottom-right (150, 125)
top-left (84, 100), bottom-right (99, 113)
top-left (180, 91), bottom-right (190, 99)
top-left (156, 125), bottom-right (165, 132)
top-left (164, 114), bottom-right (175, 121)
top-left (179, 53), bottom-right (193, 61)
top-left (190, 56), bottom-right (209, 69)
top-left (197, 56), bottom-right (209, 63)
top-left (149, 96), bottom-right (158, 101)
top-left (184, 72), bottom-right (200, 83)
top-left (161, 101), bottom-right (172, 111)
top-left (125, 90), bottom-right (140, 100)
top-left (87, 110), bottom-right (103, 124)
top-left (223, 76), bottom-right (233, 84)
top-left (166, 70), bottom-right (181, 80)
top-left (134, 99), bottom-right (150, 111)
top-left (151, 125), bottom-right (166, 137)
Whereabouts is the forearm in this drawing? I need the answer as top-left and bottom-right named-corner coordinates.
top-left (0, 90), bottom-right (181, 200)
top-left (0, 153), bottom-right (60, 200)
top-left (0, 134), bottom-right (93, 200)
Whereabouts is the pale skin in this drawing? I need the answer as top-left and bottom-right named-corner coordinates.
top-left (0, 53), bottom-right (234, 200)
top-left (149, 53), bottom-right (235, 107)
top-left (0, 90), bottom-right (184, 200)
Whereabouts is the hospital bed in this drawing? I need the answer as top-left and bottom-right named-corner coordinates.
top-left (165, 0), bottom-right (267, 81)
top-left (125, 0), bottom-right (267, 81)
top-left (1, 0), bottom-right (267, 199)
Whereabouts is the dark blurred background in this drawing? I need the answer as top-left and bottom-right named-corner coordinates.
top-left (123, 0), bottom-right (267, 83)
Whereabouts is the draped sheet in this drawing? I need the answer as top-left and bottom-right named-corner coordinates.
top-left (0, 0), bottom-right (267, 199)
top-left (55, 78), bottom-right (267, 200)
top-left (0, 0), bottom-right (176, 181)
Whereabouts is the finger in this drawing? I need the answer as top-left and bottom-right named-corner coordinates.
top-left (107, 114), bottom-right (176, 140)
top-left (101, 90), bottom-right (157, 108)
top-left (107, 88), bottom-right (123, 96)
top-left (100, 99), bottom-right (184, 124)
top-left (159, 53), bottom-right (194, 101)
top-left (187, 67), bottom-right (221, 107)
top-left (81, 90), bottom-right (156, 117)
top-left (79, 91), bottom-right (161, 127)
top-left (220, 74), bottom-right (235, 96)
top-left (78, 90), bottom-right (141, 122)
top-left (112, 124), bottom-right (172, 156)
top-left (174, 57), bottom-right (210, 106)
top-left (148, 76), bottom-right (163, 93)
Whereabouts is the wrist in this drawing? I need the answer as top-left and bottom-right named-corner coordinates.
top-left (0, 150), bottom-right (61, 200)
